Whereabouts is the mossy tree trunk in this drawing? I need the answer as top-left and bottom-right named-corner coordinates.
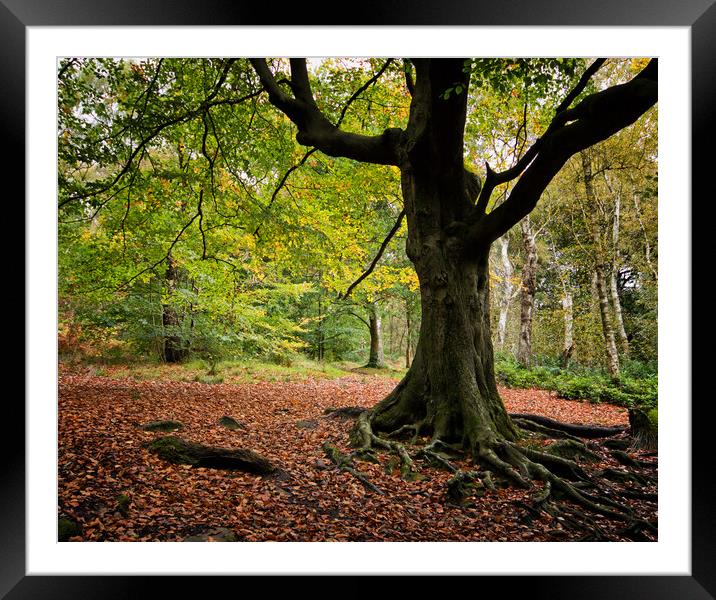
top-left (370, 246), bottom-right (518, 448)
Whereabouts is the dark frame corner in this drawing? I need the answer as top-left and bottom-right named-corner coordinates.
top-left (10, 0), bottom-right (711, 597)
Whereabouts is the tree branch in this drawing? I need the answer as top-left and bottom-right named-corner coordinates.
top-left (250, 58), bottom-right (403, 166)
top-left (59, 86), bottom-right (263, 209)
top-left (338, 209), bottom-right (406, 300)
top-left (471, 59), bottom-right (657, 246)
top-left (253, 59), bottom-right (395, 237)
top-left (472, 58), bottom-right (608, 217)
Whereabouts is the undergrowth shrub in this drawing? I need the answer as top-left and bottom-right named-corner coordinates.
top-left (495, 355), bottom-right (657, 409)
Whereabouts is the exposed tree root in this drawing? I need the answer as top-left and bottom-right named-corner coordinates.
top-left (335, 407), bottom-right (657, 540)
top-left (145, 435), bottom-right (276, 474)
top-left (322, 442), bottom-right (385, 495)
top-left (508, 413), bottom-right (627, 438)
top-left (511, 417), bottom-right (583, 442)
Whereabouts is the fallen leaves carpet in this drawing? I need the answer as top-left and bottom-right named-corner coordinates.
top-left (58, 372), bottom-right (654, 542)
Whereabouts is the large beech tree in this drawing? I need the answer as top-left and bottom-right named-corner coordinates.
top-left (251, 57), bottom-right (657, 491)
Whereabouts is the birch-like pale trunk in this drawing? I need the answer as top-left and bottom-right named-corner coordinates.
top-left (496, 235), bottom-right (514, 351)
top-left (516, 216), bottom-right (537, 369)
top-left (609, 188), bottom-right (629, 355)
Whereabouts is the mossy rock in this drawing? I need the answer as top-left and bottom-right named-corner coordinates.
top-left (218, 416), bottom-right (245, 430)
top-left (115, 493), bottom-right (131, 517)
top-left (146, 435), bottom-right (276, 474)
top-left (58, 516), bottom-right (81, 541)
top-left (141, 420), bottom-right (184, 432)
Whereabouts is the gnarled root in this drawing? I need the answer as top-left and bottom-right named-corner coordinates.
top-left (341, 406), bottom-right (656, 540)
top-left (322, 441), bottom-right (385, 495)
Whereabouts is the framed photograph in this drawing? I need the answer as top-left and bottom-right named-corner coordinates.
top-left (12, 0), bottom-right (710, 596)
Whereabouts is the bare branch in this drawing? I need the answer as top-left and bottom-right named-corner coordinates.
top-left (336, 59), bottom-right (393, 127)
top-left (339, 209), bottom-right (406, 300)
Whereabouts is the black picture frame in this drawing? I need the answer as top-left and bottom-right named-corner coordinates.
top-left (9, 0), bottom-right (710, 596)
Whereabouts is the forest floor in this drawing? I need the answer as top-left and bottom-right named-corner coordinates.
top-left (58, 363), bottom-right (657, 542)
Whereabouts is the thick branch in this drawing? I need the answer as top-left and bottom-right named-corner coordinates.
top-left (473, 59), bottom-right (657, 245)
top-left (473, 59), bottom-right (607, 216)
top-left (250, 58), bottom-right (403, 166)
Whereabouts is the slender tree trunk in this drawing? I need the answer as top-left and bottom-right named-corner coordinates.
top-left (561, 288), bottom-right (574, 368)
top-left (550, 241), bottom-right (574, 368)
top-left (316, 294), bottom-right (324, 361)
top-left (365, 301), bottom-right (386, 368)
top-left (496, 235), bottom-right (514, 352)
top-left (609, 192), bottom-right (629, 356)
top-left (610, 269), bottom-right (629, 355)
top-left (161, 254), bottom-right (188, 363)
top-left (595, 264), bottom-right (620, 379)
top-left (582, 152), bottom-right (620, 380)
top-left (516, 216), bottom-right (537, 369)
top-left (388, 312), bottom-right (394, 356)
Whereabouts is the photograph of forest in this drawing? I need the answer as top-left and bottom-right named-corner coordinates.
top-left (57, 56), bottom-right (658, 543)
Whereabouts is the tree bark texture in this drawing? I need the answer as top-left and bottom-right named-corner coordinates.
top-left (366, 301), bottom-right (386, 368)
top-left (496, 235), bottom-right (514, 352)
top-left (610, 192), bottom-right (630, 355)
top-left (161, 254), bottom-right (188, 363)
top-left (517, 217), bottom-right (537, 368)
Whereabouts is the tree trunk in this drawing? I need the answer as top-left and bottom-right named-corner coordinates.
top-left (161, 255), bottom-right (187, 363)
top-left (628, 408), bottom-right (657, 451)
top-left (496, 235), bottom-right (514, 352)
top-left (405, 300), bottom-right (412, 369)
top-left (582, 151), bottom-right (620, 380)
top-left (365, 301), bottom-right (386, 369)
top-left (610, 269), bottom-right (629, 356)
top-left (595, 263), bottom-right (620, 380)
top-left (516, 217), bottom-right (537, 369)
top-left (609, 192), bottom-right (629, 356)
top-left (561, 288), bottom-right (574, 368)
top-left (370, 246), bottom-right (518, 449)
top-left (368, 59), bottom-right (520, 453)
top-left (316, 294), bottom-right (325, 361)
